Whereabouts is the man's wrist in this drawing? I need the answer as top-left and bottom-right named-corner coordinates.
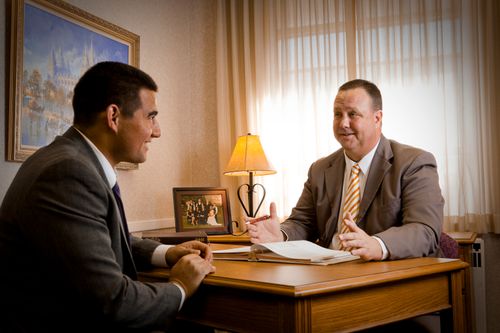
top-left (152, 244), bottom-right (173, 267)
top-left (170, 280), bottom-right (186, 310)
top-left (372, 236), bottom-right (388, 260)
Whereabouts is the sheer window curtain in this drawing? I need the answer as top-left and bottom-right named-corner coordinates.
top-left (216, 0), bottom-right (500, 233)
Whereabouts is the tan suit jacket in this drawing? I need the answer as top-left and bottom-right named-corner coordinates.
top-left (281, 135), bottom-right (444, 259)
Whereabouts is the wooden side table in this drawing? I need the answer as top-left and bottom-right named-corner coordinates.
top-left (208, 234), bottom-right (251, 245)
top-left (448, 231), bottom-right (477, 333)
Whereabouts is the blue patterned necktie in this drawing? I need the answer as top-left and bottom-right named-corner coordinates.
top-left (112, 183), bottom-right (131, 246)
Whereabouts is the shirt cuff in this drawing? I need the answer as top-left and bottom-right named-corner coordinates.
top-left (372, 236), bottom-right (389, 260)
top-left (280, 229), bottom-right (289, 241)
top-left (151, 244), bottom-right (174, 267)
top-left (170, 281), bottom-right (186, 310)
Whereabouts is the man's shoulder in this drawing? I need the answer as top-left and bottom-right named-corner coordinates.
top-left (387, 138), bottom-right (431, 154)
top-left (18, 131), bottom-right (100, 184)
top-left (385, 138), bottom-right (436, 165)
top-left (2, 132), bottom-right (105, 214)
top-left (23, 135), bottom-right (88, 168)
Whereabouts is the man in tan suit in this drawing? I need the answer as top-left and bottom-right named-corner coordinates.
top-left (248, 79), bottom-right (444, 261)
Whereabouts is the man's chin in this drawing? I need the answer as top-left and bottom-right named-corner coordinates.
top-left (123, 155), bottom-right (147, 165)
top-left (136, 155), bottom-right (147, 164)
top-left (339, 142), bottom-right (361, 157)
top-left (338, 137), bottom-right (356, 149)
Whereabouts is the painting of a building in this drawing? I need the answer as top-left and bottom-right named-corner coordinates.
top-left (22, 2), bottom-right (129, 148)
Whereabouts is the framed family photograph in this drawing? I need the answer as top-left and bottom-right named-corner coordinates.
top-left (173, 187), bottom-right (233, 235)
top-left (7, 0), bottom-right (139, 169)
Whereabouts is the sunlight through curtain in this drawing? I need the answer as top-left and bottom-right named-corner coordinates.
top-left (216, 0), bottom-right (500, 233)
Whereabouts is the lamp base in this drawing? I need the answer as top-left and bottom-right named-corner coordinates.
top-left (237, 182), bottom-right (266, 218)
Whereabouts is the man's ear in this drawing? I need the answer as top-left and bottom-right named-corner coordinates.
top-left (106, 104), bottom-right (120, 133)
top-left (374, 109), bottom-right (383, 128)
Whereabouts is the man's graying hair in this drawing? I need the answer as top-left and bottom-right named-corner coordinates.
top-left (338, 79), bottom-right (382, 111)
top-left (72, 61), bottom-right (157, 126)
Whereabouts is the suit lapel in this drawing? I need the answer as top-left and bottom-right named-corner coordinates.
top-left (358, 136), bottom-right (392, 229)
top-left (63, 127), bottom-right (137, 277)
top-left (324, 152), bottom-right (346, 241)
top-left (108, 186), bottom-right (137, 277)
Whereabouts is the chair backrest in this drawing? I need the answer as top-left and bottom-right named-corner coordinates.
top-left (439, 232), bottom-right (459, 258)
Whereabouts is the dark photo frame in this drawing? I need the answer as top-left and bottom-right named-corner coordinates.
top-left (173, 187), bottom-right (232, 235)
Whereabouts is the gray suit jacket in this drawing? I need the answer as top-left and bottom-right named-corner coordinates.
top-left (281, 135), bottom-right (444, 259)
top-left (0, 127), bottom-right (180, 332)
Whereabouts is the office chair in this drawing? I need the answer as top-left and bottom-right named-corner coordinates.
top-left (440, 232), bottom-right (459, 258)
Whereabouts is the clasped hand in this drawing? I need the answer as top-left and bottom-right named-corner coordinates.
top-left (165, 240), bottom-right (213, 266)
top-left (167, 241), bottom-right (215, 298)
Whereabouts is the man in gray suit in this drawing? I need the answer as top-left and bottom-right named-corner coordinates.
top-left (0, 62), bottom-right (215, 332)
top-left (248, 79), bottom-right (444, 261)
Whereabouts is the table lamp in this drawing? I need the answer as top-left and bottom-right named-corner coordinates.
top-left (224, 133), bottom-right (276, 218)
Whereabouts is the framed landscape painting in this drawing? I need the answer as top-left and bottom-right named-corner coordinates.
top-left (7, 0), bottom-right (139, 169)
top-left (173, 187), bottom-right (233, 235)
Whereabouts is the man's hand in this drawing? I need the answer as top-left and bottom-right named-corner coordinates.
top-left (169, 253), bottom-right (215, 298)
top-left (165, 240), bottom-right (212, 267)
top-left (338, 213), bottom-right (383, 261)
top-left (247, 202), bottom-right (284, 243)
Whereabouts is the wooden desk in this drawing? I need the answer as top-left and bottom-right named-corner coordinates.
top-left (140, 246), bottom-right (468, 333)
top-left (448, 232), bottom-right (477, 333)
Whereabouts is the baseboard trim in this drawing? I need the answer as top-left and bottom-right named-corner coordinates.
top-left (128, 217), bottom-right (175, 232)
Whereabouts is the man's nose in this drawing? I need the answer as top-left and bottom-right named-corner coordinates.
top-left (338, 114), bottom-right (350, 128)
top-left (152, 120), bottom-right (161, 138)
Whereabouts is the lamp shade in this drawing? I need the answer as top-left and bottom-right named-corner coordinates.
top-left (224, 133), bottom-right (276, 176)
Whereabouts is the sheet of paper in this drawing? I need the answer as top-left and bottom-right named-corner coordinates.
top-left (254, 240), bottom-right (351, 261)
top-left (212, 246), bottom-right (252, 254)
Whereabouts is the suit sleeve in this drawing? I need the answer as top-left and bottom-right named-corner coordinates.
top-left (375, 151), bottom-right (444, 259)
top-left (131, 235), bottom-right (163, 270)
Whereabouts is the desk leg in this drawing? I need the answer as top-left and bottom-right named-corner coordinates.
top-left (442, 270), bottom-right (466, 333)
top-left (462, 261), bottom-right (475, 333)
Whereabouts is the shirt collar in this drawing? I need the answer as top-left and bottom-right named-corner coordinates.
top-left (343, 139), bottom-right (380, 176)
top-left (73, 127), bottom-right (117, 188)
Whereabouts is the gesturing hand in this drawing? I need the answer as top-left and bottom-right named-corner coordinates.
top-left (338, 213), bottom-right (383, 261)
top-left (247, 202), bottom-right (284, 244)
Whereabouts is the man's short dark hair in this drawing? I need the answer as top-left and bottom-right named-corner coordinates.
top-left (338, 79), bottom-right (382, 110)
top-left (72, 61), bottom-right (158, 126)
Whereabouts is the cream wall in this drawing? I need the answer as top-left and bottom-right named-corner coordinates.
top-left (0, 0), bottom-right (220, 231)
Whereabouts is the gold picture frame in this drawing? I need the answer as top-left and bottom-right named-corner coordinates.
top-left (7, 0), bottom-right (140, 169)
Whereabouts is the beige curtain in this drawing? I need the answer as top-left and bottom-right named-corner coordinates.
top-left (216, 0), bottom-right (500, 233)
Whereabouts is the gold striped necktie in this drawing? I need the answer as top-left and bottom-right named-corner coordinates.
top-left (338, 163), bottom-right (361, 251)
